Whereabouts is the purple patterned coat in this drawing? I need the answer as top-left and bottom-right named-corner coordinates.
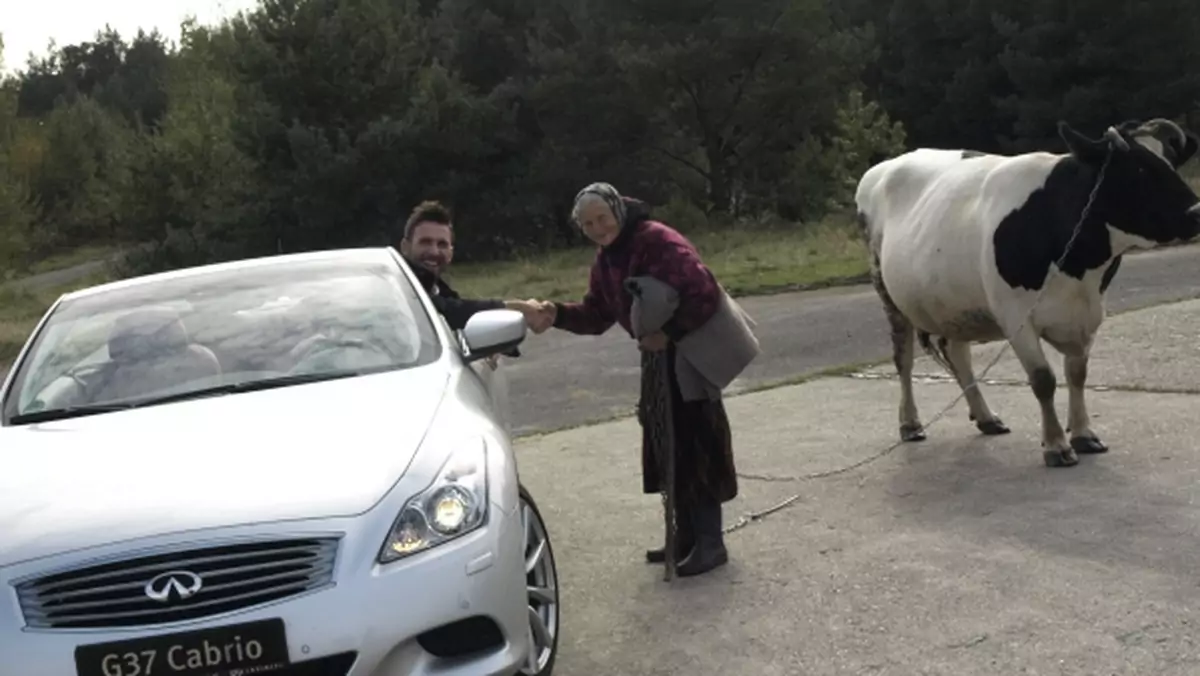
top-left (552, 205), bottom-right (721, 340)
top-left (553, 198), bottom-right (738, 505)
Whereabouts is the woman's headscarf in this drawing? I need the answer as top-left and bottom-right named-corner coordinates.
top-left (572, 182), bottom-right (628, 230)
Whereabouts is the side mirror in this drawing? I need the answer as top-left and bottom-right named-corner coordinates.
top-left (461, 309), bottom-right (526, 363)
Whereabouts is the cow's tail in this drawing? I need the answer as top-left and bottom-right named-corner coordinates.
top-left (916, 330), bottom-right (958, 380)
top-left (855, 209), bottom-right (870, 239)
top-left (855, 209), bottom-right (876, 254)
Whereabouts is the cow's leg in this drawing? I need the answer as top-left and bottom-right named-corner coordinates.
top-left (871, 267), bottom-right (924, 441)
top-left (943, 340), bottom-right (1010, 436)
top-left (892, 318), bottom-right (925, 441)
top-left (1064, 352), bottom-right (1108, 454)
top-left (1007, 327), bottom-right (1076, 467)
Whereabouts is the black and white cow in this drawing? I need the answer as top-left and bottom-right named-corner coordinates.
top-left (856, 118), bottom-right (1200, 467)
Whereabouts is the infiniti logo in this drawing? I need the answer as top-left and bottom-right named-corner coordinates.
top-left (144, 570), bottom-right (204, 603)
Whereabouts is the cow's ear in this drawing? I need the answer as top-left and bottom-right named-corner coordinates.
top-left (1175, 132), bottom-right (1198, 168)
top-left (1058, 121), bottom-right (1109, 164)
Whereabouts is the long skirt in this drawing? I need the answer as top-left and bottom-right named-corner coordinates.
top-left (638, 343), bottom-right (738, 506)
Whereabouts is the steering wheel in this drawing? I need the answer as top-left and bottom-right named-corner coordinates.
top-left (24, 362), bottom-right (112, 412)
top-left (289, 335), bottom-right (393, 372)
top-left (63, 362), bottom-right (114, 397)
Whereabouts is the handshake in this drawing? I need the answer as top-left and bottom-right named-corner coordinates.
top-left (504, 299), bottom-right (558, 334)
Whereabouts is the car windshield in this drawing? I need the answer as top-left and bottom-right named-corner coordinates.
top-left (3, 253), bottom-right (442, 424)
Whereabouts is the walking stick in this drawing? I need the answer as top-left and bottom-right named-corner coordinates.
top-left (650, 349), bottom-right (678, 582)
top-left (628, 277), bottom-right (678, 581)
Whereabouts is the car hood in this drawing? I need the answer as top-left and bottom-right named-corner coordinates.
top-left (0, 366), bottom-right (450, 569)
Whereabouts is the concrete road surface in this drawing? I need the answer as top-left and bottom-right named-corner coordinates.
top-left (5, 242), bottom-right (1200, 410)
top-left (505, 242), bottom-right (1200, 437)
top-left (515, 296), bottom-right (1200, 676)
top-left (7, 251), bottom-right (126, 292)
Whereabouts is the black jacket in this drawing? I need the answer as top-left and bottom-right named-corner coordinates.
top-left (408, 261), bottom-right (521, 357)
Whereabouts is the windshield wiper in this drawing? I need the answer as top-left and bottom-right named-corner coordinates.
top-left (8, 371), bottom-right (365, 425)
top-left (129, 370), bottom-right (367, 406)
top-left (10, 403), bottom-right (139, 425)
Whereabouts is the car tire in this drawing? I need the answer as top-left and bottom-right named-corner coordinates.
top-left (517, 484), bottom-right (559, 676)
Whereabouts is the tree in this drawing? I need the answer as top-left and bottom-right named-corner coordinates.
top-left (15, 28), bottom-right (173, 129)
top-left (995, 0), bottom-right (1200, 152)
top-left (844, 0), bottom-right (1200, 152)
top-left (604, 0), bottom-right (873, 215)
top-left (23, 96), bottom-right (133, 253)
top-left (0, 35), bottom-right (35, 269)
top-left (7, 0), bottom-right (1200, 276)
top-left (120, 22), bottom-right (265, 271)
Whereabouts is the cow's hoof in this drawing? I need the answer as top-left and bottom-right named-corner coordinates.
top-left (976, 418), bottom-right (1011, 436)
top-left (1070, 435), bottom-right (1108, 454)
top-left (1043, 447), bottom-right (1080, 467)
top-left (900, 424), bottom-right (926, 442)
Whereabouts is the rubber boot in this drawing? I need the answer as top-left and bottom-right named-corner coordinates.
top-left (646, 498), bottom-right (694, 563)
top-left (676, 500), bottom-right (728, 577)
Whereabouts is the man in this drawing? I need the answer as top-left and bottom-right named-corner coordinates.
top-left (397, 200), bottom-right (551, 338)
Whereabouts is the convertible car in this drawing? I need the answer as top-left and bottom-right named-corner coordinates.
top-left (0, 247), bottom-right (560, 676)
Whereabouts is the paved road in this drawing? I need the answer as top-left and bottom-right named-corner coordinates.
top-left (7, 251), bottom-right (126, 292)
top-left (516, 298), bottom-right (1200, 676)
top-left (7, 244), bottom-right (1200, 425)
top-left (505, 242), bottom-right (1200, 437)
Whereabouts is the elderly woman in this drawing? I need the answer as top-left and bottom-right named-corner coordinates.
top-left (540, 182), bottom-right (758, 578)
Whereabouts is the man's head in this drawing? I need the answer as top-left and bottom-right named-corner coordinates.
top-left (399, 200), bottom-right (454, 276)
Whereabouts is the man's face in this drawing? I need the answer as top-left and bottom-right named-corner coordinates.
top-left (400, 221), bottom-right (454, 276)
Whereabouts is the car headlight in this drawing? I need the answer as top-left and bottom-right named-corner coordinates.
top-left (379, 438), bottom-right (489, 563)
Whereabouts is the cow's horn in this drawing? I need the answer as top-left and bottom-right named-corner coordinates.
top-left (1137, 117), bottom-right (1187, 148)
top-left (1104, 126), bottom-right (1130, 150)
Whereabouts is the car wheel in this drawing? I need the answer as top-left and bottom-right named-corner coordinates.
top-left (517, 485), bottom-right (559, 675)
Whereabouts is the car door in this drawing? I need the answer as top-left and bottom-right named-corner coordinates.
top-left (442, 313), bottom-right (514, 438)
top-left (470, 352), bottom-right (513, 438)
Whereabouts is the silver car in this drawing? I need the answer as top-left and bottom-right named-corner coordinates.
top-left (0, 248), bottom-right (561, 676)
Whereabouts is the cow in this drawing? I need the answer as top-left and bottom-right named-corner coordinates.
top-left (855, 118), bottom-right (1200, 467)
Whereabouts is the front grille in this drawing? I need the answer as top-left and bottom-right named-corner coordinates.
top-left (16, 537), bottom-right (339, 629)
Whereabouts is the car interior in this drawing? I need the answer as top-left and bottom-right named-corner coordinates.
top-left (24, 302), bottom-right (419, 412)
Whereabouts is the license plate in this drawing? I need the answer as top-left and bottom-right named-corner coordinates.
top-left (74, 618), bottom-right (290, 676)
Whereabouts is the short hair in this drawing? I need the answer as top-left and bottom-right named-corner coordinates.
top-left (403, 200), bottom-right (454, 240)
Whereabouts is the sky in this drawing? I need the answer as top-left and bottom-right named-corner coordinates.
top-left (2, 0), bottom-right (259, 74)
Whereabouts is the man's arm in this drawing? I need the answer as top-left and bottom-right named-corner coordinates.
top-left (433, 296), bottom-right (538, 359)
top-left (431, 294), bottom-right (506, 331)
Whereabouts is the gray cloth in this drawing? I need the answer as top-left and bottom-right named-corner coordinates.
top-left (91, 307), bottom-right (223, 403)
top-left (625, 275), bottom-right (760, 401)
top-left (572, 182), bottom-right (627, 227)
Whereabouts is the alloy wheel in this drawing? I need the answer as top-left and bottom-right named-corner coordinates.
top-left (518, 491), bottom-right (559, 675)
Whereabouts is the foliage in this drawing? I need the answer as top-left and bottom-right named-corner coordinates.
top-left (117, 23), bottom-right (266, 272)
top-left (0, 68), bottom-right (35, 271)
top-left (755, 88), bottom-right (907, 221)
top-left (0, 0), bottom-right (1198, 276)
top-left (26, 96), bottom-right (134, 254)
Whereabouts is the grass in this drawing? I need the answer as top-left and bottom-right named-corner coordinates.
top-left (6, 170), bottom-right (1200, 375)
top-left (454, 165), bottom-right (1199, 306)
top-left (450, 212), bottom-right (869, 302)
top-left (2, 244), bottom-right (124, 282)
top-left (0, 269), bottom-right (115, 367)
top-left (0, 213), bottom-right (869, 372)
